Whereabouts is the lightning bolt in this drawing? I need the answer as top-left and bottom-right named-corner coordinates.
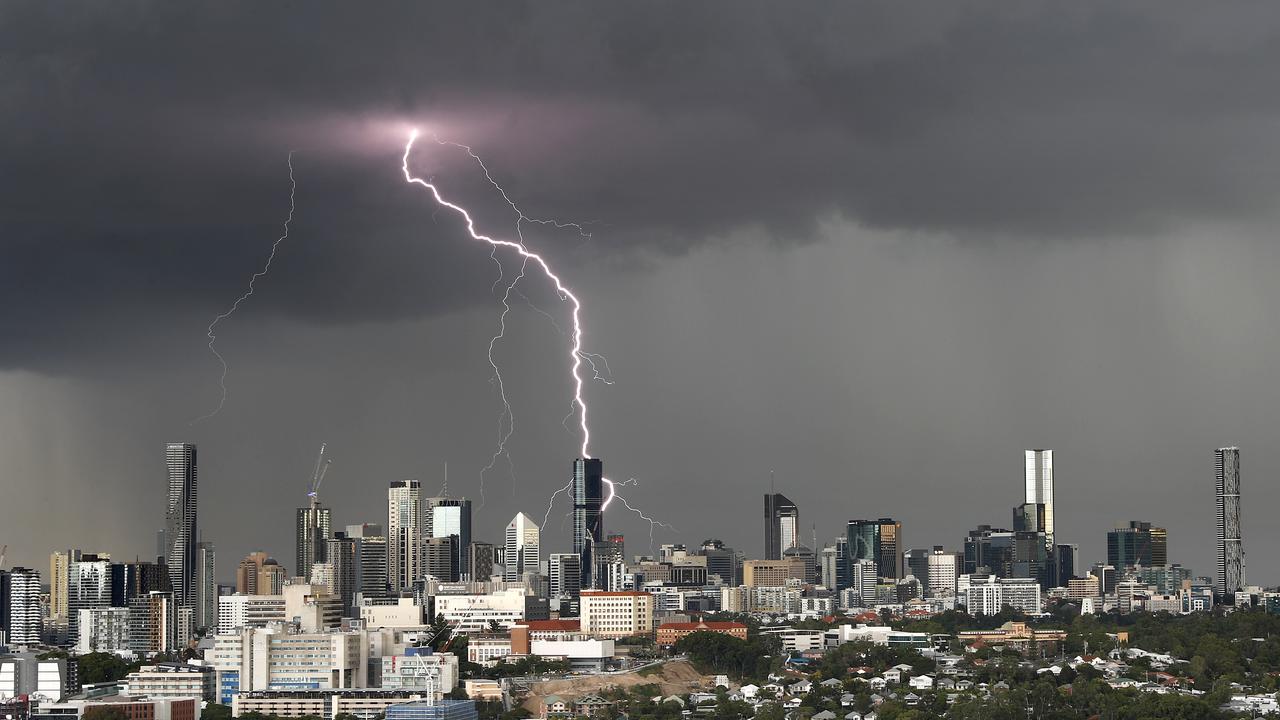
top-left (603, 477), bottom-right (677, 549)
top-left (421, 133), bottom-right (603, 507)
top-left (192, 151), bottom-right (296, 424)
top-left (404, 131), bottom-right (593, 458)
top-left (403, 130), bottom-right (670, 544)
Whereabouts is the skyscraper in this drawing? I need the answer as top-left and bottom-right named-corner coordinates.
top-left (425, 496), bottom-right (472, 583)
top-left (1024, 450), bottom-right (1054, 546)
top-left (195, 542), bottom-right (216, 632)
top-left (466, 541), bottom-right (496, 582)
top-left (325, 533), bottom-right (358, 616)
top-left (0, 567), bottom-right (42, 646)
top-left (346, 523), bottom-right (390, 599)
top-left (549, 553), bottom-right (583, 601)
top-left (1215, 447), bottom-right (1245, 598)
top-left (504, 512), bottom-right (540, 583)
top-left (572, 458), bottom-right (604, 588)
top-left (295, 503), bottom-right (332, 583)
top-left (846, 518), bottom-right (903, 580)
top-left (164, 442), bottom-right (199, 612)
top-left (1106, 521), bottom-right (1167, 570)
top-left (764, 493), bottom-right (799, 561)
top-left (387, 480), bottom-right (423, 590)
top-left (68, 554), bottom-right (113, 644)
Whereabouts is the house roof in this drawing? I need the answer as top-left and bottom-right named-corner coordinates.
top-left (657, 621), bottom-right (748, 631)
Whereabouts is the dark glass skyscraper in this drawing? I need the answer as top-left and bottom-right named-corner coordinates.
top-left (764, 493), bottom-right (799, 561)
top-left (164, 443), bottom-right (198, 611)
top-left (847, 518), bottom-right (903, 580)
top-left (572, 458), bottom-right (604, 588)
top-left (1107, 521), bottom-right (1167, 570)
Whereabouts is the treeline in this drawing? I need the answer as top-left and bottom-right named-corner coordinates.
top-left (673, 631), bottom-right (782, 682)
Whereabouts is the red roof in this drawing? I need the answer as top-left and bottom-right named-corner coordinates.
top-left (658, 621), bottom-right (747, 631)
top-left (522, 620), bottom-right (581, 632)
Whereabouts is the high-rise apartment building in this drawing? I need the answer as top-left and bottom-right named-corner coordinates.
top-left (296, 503), bottom-right (332, 583)
top-left (387, 480), bottom-right (423, 590)
top-left (1106, 521), bottom-right (1168, 570)
top-left (164, 443), bottom-right (199, 613)
top-left (49, 550), bottom-right (81, 627)
top-left (926, 548), bottom-right (963, 598)
top-left (68, 554), bottom-right (113, 644)
top-left (1, 567), bottom-right (43, 646)
top-left (345, 524), bottom-right (390, 599)
top-left (504, 513), bottom-right (540, 583)
top-left (235, 552), bottom-right (284, 595)
top-left (112, 560), bottom-right (171, 607)
top-left (466, 541), bottom-right (495, 583)
top-left (1215, 447), bottom-right (1245, 598)
top-left (1025, 450), bottom-right (1054, 546)
top-left (698, 539), bottom-right (738, 586)
top-left (325, 533), bottom-right (358, 616)
top-left (195, 542), bottom-right (217, 631)
top-left (764, 493), bottom-right (799, 561)
top-left (573, 459), bottom-right (605, 588)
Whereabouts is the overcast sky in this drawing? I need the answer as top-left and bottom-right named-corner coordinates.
top-left (5, 1), bottom-right (1280, 584)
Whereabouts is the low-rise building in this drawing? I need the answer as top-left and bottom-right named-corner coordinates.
top-left (957, 621), bottom-right (1066, 652)
top-left (232, 689), bottom-right (434, 719)
top-left (380, 651), bottom-right (459, 693)
top-left (655, 621), bottom-right (748, 647)
top-left (123, 663), bottom-right (216, 702)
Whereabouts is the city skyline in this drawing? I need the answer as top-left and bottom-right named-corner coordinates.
top-left (10, 3), bottom-right (1280, 590)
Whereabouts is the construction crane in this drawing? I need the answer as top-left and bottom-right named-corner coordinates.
top-left (307, 443), bottom-right (332, 503)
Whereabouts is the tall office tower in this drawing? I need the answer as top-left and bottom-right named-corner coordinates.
top-left (325, 534), bottom-right (358, 616)
top-left (467, 541), bottom-right (496, 582)
top-left (127, 591), bottom-right (176, 655)
top-left (1107, 521), bottom-right (1168, 570)
top-left (425, 497), bottom-right (472, 583)
top-left (783, 544), bottom-right (818, 584)
top-left (346, 524), bottom-right (390, 599)
top-left (926, 547), bottom-right (963, 598)
top-left (699, 539), bottom-right (738, 586)
top-left (834, 536), bottom-right (850, 591)
top-left (905, 549), bottom-right (930, 584)
top-left (572, 458), bottom-right (605, 588)
top-left (194, 542), bottom-right (216, 631)
top-left (504, 513), bottom-right (540, 583)
top-left (764, 493), bottom-right (799, 560)
top-left (1055, 544), bottom-right (1080, 586)
top-left (549, 553), bottom-right (583, 600)
top-left (846, 518), bottom-right (903, 580)
top-left (1025, 450), bottom-right (1054, 546)
top-left (295, 502), bottom-right (332, 583)
top-left (388, 480), bottom-right (423, 590)
top-left (68, 554), bottom-right (113, 644)
top-left (1215, 447), bottom-right (1246, 598)
top-left (1, 567), bottom-right (43, 646)
top-left (423, 537), bottom-right (457, 582)
top-left (820, 545), bottom-right (838, 589)
top-left (593, 535), bottom-right (626, 589)
top-left (49, 550), bottom-right (81, 625)
top-left (1013, 503), bottom-right (1047, 533)
top-left (164, 442), bottom-right (199, 612)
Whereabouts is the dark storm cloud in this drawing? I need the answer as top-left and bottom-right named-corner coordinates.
top-left (7, 2), bottom-right (1280, 370)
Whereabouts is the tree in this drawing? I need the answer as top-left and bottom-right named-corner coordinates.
top-left (201, 705), bottom-right (233, 720)
top-left (82, 708), bottom-right (129, 720)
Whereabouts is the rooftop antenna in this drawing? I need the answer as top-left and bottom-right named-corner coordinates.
top-left (441, 461), bottom-right (449, 497)
top-left (770, 468), bottom-right (775, 494)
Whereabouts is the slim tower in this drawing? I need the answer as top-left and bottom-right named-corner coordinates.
top-left (1024, 450), bottom-right (1054, 546)
top-left (1215, 447), bottom-right (1245, 598)
top-left (164, 443), bottom-right (198, 611)
top-left (504, 512), bottom-right (540, 583)
top-left (764, 493), bottom-right (799, 560)
top-left (387, 480), bottom-right (423, 590)
top-left (572, 458), bottom-right (604, 588)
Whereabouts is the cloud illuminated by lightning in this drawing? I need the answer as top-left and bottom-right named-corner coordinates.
top-left (192, 151), bottom-right (296, 424)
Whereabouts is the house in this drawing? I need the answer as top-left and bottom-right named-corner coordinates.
top-left (790, 680), bottom-right (814, 694)
top-left (908, 675), bottom-right (933, 690)
top-left (891, 664), bottom-right (914, 674)
top-left (935, 678), bottom-right (955, 691)
top-left (843, 713), bottom-right (864, 720)
top-left (902, 693), bottom-right (921, 706)
top-left (812, 711), bottom-right (838, 720)
top-left (688, 693), bottom-right (717, 705)
top-left (820, 678), bottom-right (843, 689)
top-left (839, 693), bottom-right (857, 706)
top-left (573, 695), bottom-right (615, 718)
top-left (739, 684), bottom-right (760, 699)
top-left (542, 695), bottom-right (569, 718)
top-left (867, 677), bottom-right (888, 691)
top-left (880, 670), bottom-right (902, 684)
top-left (783, 697), bottom-right (803, 709)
